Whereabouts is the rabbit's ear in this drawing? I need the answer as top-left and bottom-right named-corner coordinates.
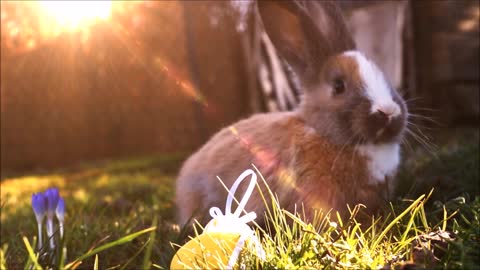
top-left (257, 0), bottom-right (355, 81)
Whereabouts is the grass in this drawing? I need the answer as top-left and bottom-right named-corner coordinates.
top-left (0, 128), bottom-right (479, 269)
top-left (1, 154), bottom-right (185, 269)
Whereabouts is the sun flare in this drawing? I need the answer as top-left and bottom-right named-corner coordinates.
top-left (39, 0), bottom-right (112, 30)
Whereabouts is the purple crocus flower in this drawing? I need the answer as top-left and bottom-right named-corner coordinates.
top-left (44, 188), bottom-right (60, 217)
top-left (44, 187), bottom-right (60, 250)
top-left (56, 198), bottom-right (65, 239)
top-left (31, 192), bottom-right (47, 250)
top-left (32, 193), bottom-right (47, 223)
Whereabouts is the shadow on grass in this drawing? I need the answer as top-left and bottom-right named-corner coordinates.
top-left (397, 127), bottom-right (479, 201)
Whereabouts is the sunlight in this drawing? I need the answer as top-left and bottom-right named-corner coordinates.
top-left (38, 0), bottom-right (112, 31)
top-left (228, 126), bottom-right (303, 194)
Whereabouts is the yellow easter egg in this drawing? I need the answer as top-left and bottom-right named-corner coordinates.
top-left (170, 232), bottom-right (242, 269)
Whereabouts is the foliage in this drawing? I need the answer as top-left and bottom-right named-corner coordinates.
top-left (1, 155), bottom-right (182, 269)
top-left (235, 169), bottom-right (479, 269)
top-left (1, 129), bottom-right (479, 269)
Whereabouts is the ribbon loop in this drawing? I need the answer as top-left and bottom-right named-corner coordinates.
top-left (209, 207), bottom-right (223, 219)
top-left (206, 169), bottom-right (258, 233)
top-left (201, 169), bottom-right (265, 269)
top-left (225, 169), bottom-right (257, 218)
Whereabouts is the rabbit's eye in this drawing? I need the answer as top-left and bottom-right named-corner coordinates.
top-left (333, 79), bottom-right (346, 95)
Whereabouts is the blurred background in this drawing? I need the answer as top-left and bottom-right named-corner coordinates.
top-left (1, 1), bottom-right (478, 268)
top-left (1, 0), bottom-right (478, 176)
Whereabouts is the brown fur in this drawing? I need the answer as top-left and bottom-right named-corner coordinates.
top-left (176, 112), bottom-right (388, 225)
top-left (176, 1), bottom-right (406, 226)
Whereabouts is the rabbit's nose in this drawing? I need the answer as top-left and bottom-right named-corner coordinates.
top-left (377, 110), bottom-right (390, 122)
top-left (371, 102), bottom-right (401, 120)
top-left (371, 110), bottom-right (390, 127)
top-left (370, 103), bottom-right (400, 127)
top-left (366, 101), bottom-right (405, 142)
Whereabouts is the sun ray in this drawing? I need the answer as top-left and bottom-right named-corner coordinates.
top-left (228, 126), bottom-right (303, 194)
top-left (38, 1), bottom-right (112, 31)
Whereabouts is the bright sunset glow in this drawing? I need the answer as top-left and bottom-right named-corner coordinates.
top-left (39, 0), bottom-right (112, 30)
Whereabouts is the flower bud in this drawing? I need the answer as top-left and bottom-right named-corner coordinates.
top-left (31, 192), bottom-right (47, 224)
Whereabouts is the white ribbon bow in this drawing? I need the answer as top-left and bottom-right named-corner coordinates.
top-left (204, 169), bottom-right (265, 269)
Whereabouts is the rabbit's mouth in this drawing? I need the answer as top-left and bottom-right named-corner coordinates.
top-left (366, 110), bottom-right (406, 144)
top-left (364, 96), bottom-right (407, 144)
top-left (348, 93), bottom-right (407, 145)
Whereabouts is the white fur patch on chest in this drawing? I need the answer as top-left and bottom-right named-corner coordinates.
top-left (358, 143), bottom-right (400, 184)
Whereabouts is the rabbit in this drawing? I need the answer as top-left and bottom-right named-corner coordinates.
top-left (176, 0), bottom-right (408, 226)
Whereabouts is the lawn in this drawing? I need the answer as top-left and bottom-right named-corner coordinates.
top-left (1, 128), bottom-right (479, 269)
top-left (1, 154), bottom-right (185, 269)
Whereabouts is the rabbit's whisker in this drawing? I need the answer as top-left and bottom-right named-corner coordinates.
top-left (403, 96), bottom-right (425, 104)
top-left (405, 128), bottom-right (429, 152)
top-left (405, 126), bottom-right (436, 149)
top-left (405, 127), bottom-right (438, 158)
top-left (401, 134), bottom-right (415, 155)
top-left (407, 113), bottom-right (442, 126)
top-left (406, 120), bottom-right (434, 131)
top-left (406, 121), bottom-right (434, 140)
top-left (351, 136), bottom-right (364, 169)
top-left (408, 106), bottom-right (439, 111)
top-left (330, 132), bottom-right (357, 172)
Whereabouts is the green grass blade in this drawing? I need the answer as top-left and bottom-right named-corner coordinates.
top-left (371, 194), bottom-right (425, 249)
top-left (22, 236), bottom-right (42, 270)
top-left (152, 263), bottom-right (164, 269)
top-left (142, 216), bottom-right (157, 270)
top-left (1, 244), bottom-right (8, 270)
top-left (442, 205), bottom-right (448, 231)
top-left (399, 200), bottom-right (423, 244)
top-left (23, 236), bottom-right (38, 270)
top-left (120, 237), bottom-right (150, 270)
top-left (57, 230), bottom-right (68, 270)
top-left (64, 227), bottom-right (156, 269)
top-left (94, 255), bottom-right (99, 270)
top-left (59, 247), bottom-right (67, 270)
